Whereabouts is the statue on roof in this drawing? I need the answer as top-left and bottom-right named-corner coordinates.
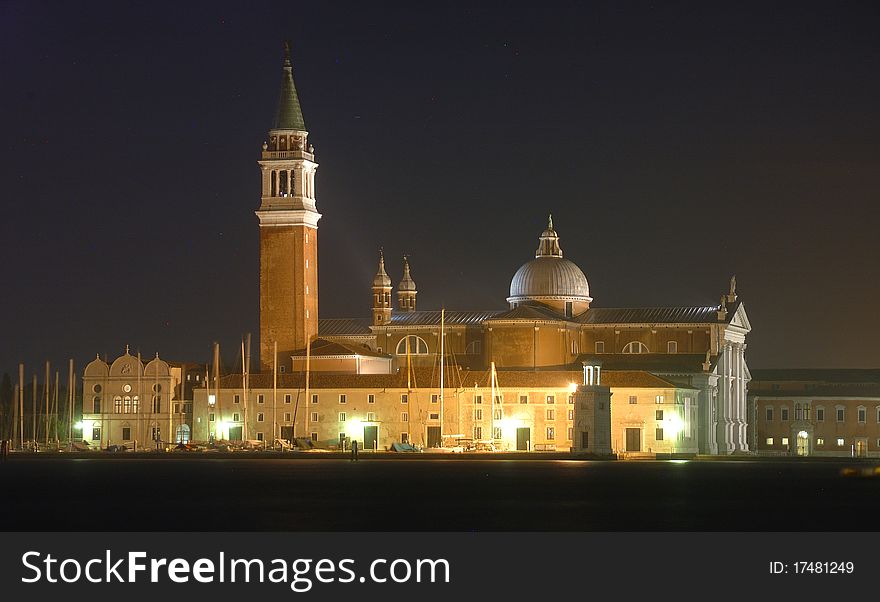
top-left (729, 274), bottom-right (737, 299)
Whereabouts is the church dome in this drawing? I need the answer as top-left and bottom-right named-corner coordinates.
top-left (508, 257), bottom-right (591, 301)
top-left (507, 215), bottom-right (592, 307)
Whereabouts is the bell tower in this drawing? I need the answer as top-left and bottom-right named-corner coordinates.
top-left (372, 250), bottom-right (393, 326)
top-left (257, 43), bottom-right (320, 371)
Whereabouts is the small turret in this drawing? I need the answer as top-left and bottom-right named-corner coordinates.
top-left (372, 249), bottom-right (392, 325)
top-left (397, 255), bottom-right (417, 312)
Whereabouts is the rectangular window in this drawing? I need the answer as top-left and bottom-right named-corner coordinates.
top-left (339, 394), bottom-right (347, 404)
top-left (520, 395), bottom-right (528, 404)
top-left (256, 432), bottom-right (264, 442)
top-left (284, 394), bottom-right (291, 404)
top-left (546, 395), bottom-right (555, 404)
top-left (494, 395), bottom-right (503, 405)
top-left (546, 427), bottom-right (555, 440)
top-left (284, 412), bottom-right (291, 422)
top-left (493, 409), bottom-right (502, 420)
top-left (431, 394), bottom-right (439, 404)
top-left (233, 413), bottom-right (240, 422)
top-left (837, 438), bottom-right (845, 447)
top-left (655, 395), bottom-right (664, 404)
top-left (816, 438), bottom-right (824, 446)
top-left (568, 427), bottom-right (573, 440)
top-left (877, 408), bottom-right (880, 423)
top-left (475, 395), bottom-right (482, 404)
top-left (595, 341), bottom-right (605, 353)
top-left (568, 409), bottom-right (574, 420)
top-left (401, 394), bottom-right (408, 404)
top-left (233, 394), bottom-right (240, 404)
top-left (311, 394), bottom-right (318, 404)
top-left (858, 408), bottom-right (866, 423)
top-left (257, 394), bottom-right (264, 404)
top-left (122, 427), bottom-right (131, 441)
top-left (546, 409), bottom-right (555, 420)
top-left (368, 394), bottom-right (375, 404)
top-left (765, 437), bottom-right (773, 445)
top-left (656, 410), bottom-right (664, 421)
top-left (209, 413), bottom-right (215, 422)
top-left (781, 407), bottom-right (789, 421)
top-left (491, 427), bottom-right (500, 439)
top-left (474, 426), bottom-right (482, 439)
top-left (367, 412), bottom-right (376, 421)
top-left (257, 413), bottom-right (264, 422)
top-left (151, 427), bottom-right (161, 442)
top-left (629, 396), bottom-right (637, 405)
top-left (429, 413), bottom-right (440, 420)
top-left (816, 408), bottom-right (825, 422)
top-left (656, 428), bottom-right (664, 441)
top-left (400, 432), bottom-right (409, 443)
top-left (781, 437), bottom-right (789, 446)
top-left (836, 408), bottom-right (845, 422)
top-left (93, 398), bottom-right (101, 413)
top-left (401, 412), bottom-right (409, 422)
top-left (310, 411), bottom-right (318, 422)
top-left (339, 412), bottom-right (347, 422)
top-left (765, 407), bottom-right (773, 421)
top-left (173, 403), bottom-right (181, 414)
top-left (311, 432), bottom-right (318, 442)
top-left (474, 408), bottom-right (483, 420)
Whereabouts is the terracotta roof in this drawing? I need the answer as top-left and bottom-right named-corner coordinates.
top-left (216, 368), bottom-right (686, 391)
top-left (290, 338), bottom-right (390, 359)
top-left (387, 310), bottom-right (503, 327)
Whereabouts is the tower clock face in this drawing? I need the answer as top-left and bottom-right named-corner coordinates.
top-left (123, 384), bottom-right (132, 393)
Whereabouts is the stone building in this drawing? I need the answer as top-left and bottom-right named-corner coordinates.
top-left (81, 349), bottom-right (196, 449)
top-left (196, 47), bottom-right (755, 455)
top-left (750, 369), bottom-right (880, 457)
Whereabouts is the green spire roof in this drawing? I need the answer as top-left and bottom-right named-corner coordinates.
top-left (273, 42), bottom-right (306, 130)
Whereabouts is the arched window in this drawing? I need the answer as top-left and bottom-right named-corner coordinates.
top-left (114, 396), bottom-right (123, 414)
top-left (123, 396), bottom-right (132, 414)
top-left (396, 335), bottom-right (429, 355)
top-left (175, 424), bottom-right (191, 444)
top-left (93, 396), bottom-right (102, 413)
top-left (667, 341), bottom-right (678, 354)
top-left (465, 340), bottom-right (482, 355)
top-left (279, 170), bottom-right (288, 196)
top-left (152, 395), bottom-right (161, 414)
top-left (622, 341), bottom-right (649, 354)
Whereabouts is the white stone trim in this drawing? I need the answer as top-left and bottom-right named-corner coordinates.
top-left (256, 209), bottom-right (321, 228)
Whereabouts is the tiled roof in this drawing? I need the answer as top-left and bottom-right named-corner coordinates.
top-left (318, 318), bottom-right (373, 336)
top-left (387, 310), bottom-right (503, 327)
top-left (485, 304), bottom-right (567, 322)
top-left (578, 305), bottom-right (725, 325)
top-left (215, 368), bottom-right (686, 391)
top-left (290, 338), bottom-right (389, 359)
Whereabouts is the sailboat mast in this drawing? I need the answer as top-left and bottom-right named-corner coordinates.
top-left (245, 334), bottom-right (251, 442)
top-left (136, 352), bottom-right (142, 451)
top-left (44, 361), bottom-right (50, 448)
top-left (213, 342), bottom-right (220, 441)
top-left (18, 364), bottom-right (24, 450)
top-left (273, 340), bottom-right (278, 448)
top-left (440, 308), bottom-right (445, 441)
top-left (241, 338), bottom-right (247, 441)
top-left (304, 336), bottom-right (311, 439)
top-left (490, 361), bottom-right (496, 444)
top-left (53, 370), bottom-right (59, 445)
top-left (67, 359), bottom-right (74, 450)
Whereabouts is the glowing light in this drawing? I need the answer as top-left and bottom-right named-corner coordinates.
top-left (568, 382), bottom-right (578, 393)
top-left (346, 418), bottom-right (362, 438)
top-left (664, 413), bottom-right (684, 438)
top-left (208, 394), bottom-right (216, 406)
top-left (74, 421), bottom-right (84, 430)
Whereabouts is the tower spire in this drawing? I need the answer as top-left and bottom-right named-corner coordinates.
top-left (397, 255), bottom-right (417, 312)
top-left (536, 215), bottom-right (563, 258)
top-left (372, 248), bottom-right (393, 325)
top-left (274, 41), bottom-right (306, 130)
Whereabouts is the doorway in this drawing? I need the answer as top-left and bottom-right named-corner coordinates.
top-left (516, 427), bottom-right (531, 451)
top-left (364, 425), bottom-right (378, 450)
top-left (856, 439), bottom-right (867, 458)
top-left (796, 431), bottom-right (809, 456)
top-left (228, 426), bottom-right (243, 441)
top-left (625, 428), bottom-right (641, 452)
top-left (280, 426), bottom-right (294, 442)
top-left (427, 426), bottom-right (442, 448)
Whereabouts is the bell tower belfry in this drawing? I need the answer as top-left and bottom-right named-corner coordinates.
top-left (257, 43), bottom-right (320, 371)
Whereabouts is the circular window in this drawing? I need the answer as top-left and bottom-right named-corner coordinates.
top-left (123, 384), bottom-right (132, 393)
top-left (152, 383), bottom-right (162, 393)
top-left (93, 384), bottom-right (102, 393)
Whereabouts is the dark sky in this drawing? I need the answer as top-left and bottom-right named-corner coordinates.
top-left (2, 1), bottom-right (879, 379)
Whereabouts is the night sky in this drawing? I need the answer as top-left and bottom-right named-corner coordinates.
top-left (2, 1), bottom-right (879, 379)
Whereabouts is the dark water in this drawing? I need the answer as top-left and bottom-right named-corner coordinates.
top-left (2, 457), bottom-right (878, 531)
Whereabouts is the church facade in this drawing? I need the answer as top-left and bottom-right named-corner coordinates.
top-left (192, 48), bottom-right (753, 455)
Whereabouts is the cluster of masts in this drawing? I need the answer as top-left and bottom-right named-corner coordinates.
top-left (4, 360), bottom-right (76, 452)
